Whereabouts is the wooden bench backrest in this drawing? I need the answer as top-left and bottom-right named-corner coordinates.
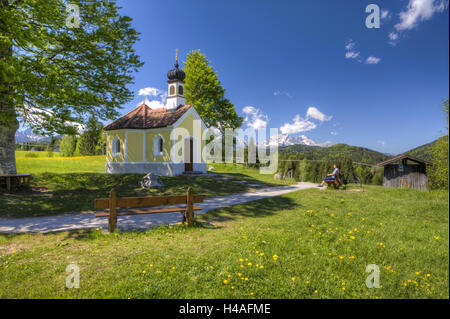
top-left (94, 187), bottom-right (203, 232)
top-left (95, 194), bottom-right (204, 210)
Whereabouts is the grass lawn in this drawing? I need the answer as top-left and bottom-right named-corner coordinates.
top-left (0, 153), bottom-right (295, 218)
top-left (0, 186), bottom-right (448, 298)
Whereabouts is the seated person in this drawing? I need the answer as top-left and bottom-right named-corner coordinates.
top-left (318, 164), bottom-right (340, 187)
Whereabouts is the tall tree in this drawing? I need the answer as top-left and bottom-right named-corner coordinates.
top-left (184, 50), bottom-right (242, 133)
top-left (76, 115), bottom-right (102, 155)
top-left (0, 0), bottom-right (143, 173)
top-left (429, 99), bottom-right (449, 189)
top-left (59, 134), bottom-right (77, 157)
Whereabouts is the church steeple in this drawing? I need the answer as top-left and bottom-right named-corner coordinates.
top-left (166, 49), bottom-right (186, 110)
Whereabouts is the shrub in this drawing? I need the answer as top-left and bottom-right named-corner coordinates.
top-left (60, 135), bottom-right (78, 157)
top-left (24, 152), bottom-right (39, 158)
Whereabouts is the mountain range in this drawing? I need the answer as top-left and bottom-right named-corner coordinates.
top-left (15, 128), bottom-right (52, 143)
top-left (260, 134), bottom-right (333, 148)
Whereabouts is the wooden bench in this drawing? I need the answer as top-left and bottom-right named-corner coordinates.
top-left (94, 187), bottom-right (204, 232)
top-left (324, 173), bottom-right (342, 189)
top-left (0, 174), bottom-right (31, 193)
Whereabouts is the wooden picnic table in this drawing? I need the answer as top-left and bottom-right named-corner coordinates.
top-left (0, 174), bottom-right (31, 193)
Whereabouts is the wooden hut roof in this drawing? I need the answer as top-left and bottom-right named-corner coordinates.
top-left (104, 104), bottom-right (192, 131)
top-left (375, 154), bottom-right (432, 167)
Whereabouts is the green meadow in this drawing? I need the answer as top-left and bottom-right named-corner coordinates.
top-left (0, 151), bottom-right (448, 299)
top-left (0, 186), bottom-right (448, 298)
top-left (1, 152), bottom-right (294, 218)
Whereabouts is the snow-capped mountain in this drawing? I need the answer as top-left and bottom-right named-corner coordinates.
top-left (260, 134), bottom-right (332, 148)
top-left (15, 128), bottom-right (52, 143)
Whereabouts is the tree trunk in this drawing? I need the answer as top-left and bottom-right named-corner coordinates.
top-left (0, 0), bottom-right (18, 174)
top-left (0, 120), bottom-right (18, 174)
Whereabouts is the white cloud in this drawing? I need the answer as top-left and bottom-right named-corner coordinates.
top-left (274, 90), bottom-right (292, 98)
top-left (345, 51), bottom-right (360, 59)
top-left (137, 86), bottom-right (167, 109)
top-left (378, 140), bottom-right (387, 147)
top-left (145, 99), bottom-right (165, 109)
top-left (365, 56), bottom-right (382, 64)
top-left (330, 131), bottom-right (337, 136)
top-left (18, 106), bottom-right (86, 132)
top-left (345, 39), bottom-right (382, 64)
top-left (280, 115), bottom-right (316, 135)
top-left (243, 106), bottom-right (269, 130)
top-left (306, 106), bottom-right (332, 122)
top-left (138, 87), bottom-right (164, 97)
top-left (345, 39), bottom-right (361, 60)
top-left (389, 32), bottom-right (399, 41)
top-left (381, 9), bottom-right (391, 21)
top-left (345, 40), bottom-right (356, 51)
top-left (280, 106), bottom-right (332, 135)
top-left (395, 0), bottom-right (448, 31)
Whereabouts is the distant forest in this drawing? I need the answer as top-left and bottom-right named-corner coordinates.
top-left (279, 143), bottom-right (389, 164)
top-left (402, 136), bottom-right (448, 161)
top-left (274, 141), bottom-right (437, 185)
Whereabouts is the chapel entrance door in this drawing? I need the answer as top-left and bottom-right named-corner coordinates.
top-left (184, 137), bottom-right (193, 172)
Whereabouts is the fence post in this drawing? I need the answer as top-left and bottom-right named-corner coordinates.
top-left (187, 187), bottom-right (194, 226)
top-left (108, 189), bottom-right (117, 233)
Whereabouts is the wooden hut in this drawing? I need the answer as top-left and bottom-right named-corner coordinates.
top-left (375, 154), bottom-right (432, 191)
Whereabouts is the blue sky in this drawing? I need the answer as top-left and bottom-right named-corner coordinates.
top-left (115, 0), bottom-right (449, 154)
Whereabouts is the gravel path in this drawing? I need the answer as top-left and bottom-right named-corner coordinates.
top-left (0, 182), bottom-right (317, 234)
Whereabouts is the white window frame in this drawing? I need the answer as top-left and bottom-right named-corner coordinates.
top-left (112, 136), bottom-right (121, 157)
top-left (154, 135), bottom-right (164, 157)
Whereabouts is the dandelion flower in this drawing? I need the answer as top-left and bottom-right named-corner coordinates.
top-left (223, 280), bottom-right (228, 284)
top-left (291, 277), bottom-right (296, 281)
top-left (248, 262), bottom-right (252, 266)
top-left (237, 273), bottom-right (242, 277)
top-left (260, 265), bottom-right (264, 269)
top-left (314, 290), bottom-right (318, 294)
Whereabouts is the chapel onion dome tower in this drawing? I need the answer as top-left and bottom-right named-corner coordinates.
top-left (167, 61), bottom-right (186, 81)
top-left (166, 49), bottom-right (186, 110)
